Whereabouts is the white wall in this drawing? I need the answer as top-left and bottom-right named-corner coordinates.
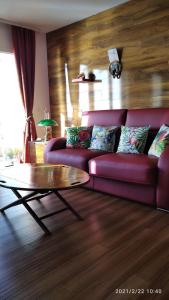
top-left (0, 23), bottom-right (50, 139)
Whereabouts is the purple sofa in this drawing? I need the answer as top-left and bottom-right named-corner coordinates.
top-left (44, 108), bottom-right (169, 211)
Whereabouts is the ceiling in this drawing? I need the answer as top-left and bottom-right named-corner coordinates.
top-left (0, 0), bottom-right (130, 33)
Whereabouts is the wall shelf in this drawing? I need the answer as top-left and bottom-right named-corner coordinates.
top-left (72, 78), bottom-right (102, 83)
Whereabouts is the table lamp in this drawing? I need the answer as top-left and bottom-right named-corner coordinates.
top-left (37, 118), bottom-right (58, 141)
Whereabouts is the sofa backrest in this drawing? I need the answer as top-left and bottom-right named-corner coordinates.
top-left (82, 108), bottom-right (169, 128)
top-left (125, 108), bottom-right (169, 128)
top-left (82, 109), bottom-right (127, 126)
top-left (81, 108), bottom-right (169, 153)
top-left (125, 108), bottom-right (169, 152)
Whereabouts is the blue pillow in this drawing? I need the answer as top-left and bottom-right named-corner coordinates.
top-left (89, 125), bottom-right (117, 152)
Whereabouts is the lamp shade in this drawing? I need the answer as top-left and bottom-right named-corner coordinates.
top-left (37, 119), bottom-right (58, 127)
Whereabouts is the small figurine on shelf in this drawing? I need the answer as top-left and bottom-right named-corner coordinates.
top-left (72, 71), bottom-right (101, 83)
top-left (88, 72), bottom-right (96, 81)
top-left (77, 72), bottom-right (85, 80)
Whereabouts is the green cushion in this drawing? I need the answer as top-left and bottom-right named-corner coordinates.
top-left (66, 126), bottom-right (91, 149)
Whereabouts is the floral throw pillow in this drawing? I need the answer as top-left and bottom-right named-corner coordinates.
top-left (66, 126), bottom-right (91, 149)
top-left (89, 125), bottom-right (117, 152)
top-left (117, 126), bottom-right (149, 154)
top-left (148, 124), bottom-right (169, 157)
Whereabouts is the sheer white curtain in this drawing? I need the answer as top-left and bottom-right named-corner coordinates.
top-left (0, 52), bottom-right (25, 162)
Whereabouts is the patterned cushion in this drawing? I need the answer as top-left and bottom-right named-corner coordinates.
top-left (89, 125), bottom-right (117, 152)
top-left (148, 124), bottom-right (169, 157)
top-left (117, 126), bottom-right (149, 154)
top-left (66, 126), bottom-right (91, 149)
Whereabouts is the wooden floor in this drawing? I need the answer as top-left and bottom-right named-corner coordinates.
top-left (0, 187), bottom-right (169, 300)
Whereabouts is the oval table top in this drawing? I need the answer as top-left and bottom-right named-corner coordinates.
top-left (0, 163), bottom-right (89, 191)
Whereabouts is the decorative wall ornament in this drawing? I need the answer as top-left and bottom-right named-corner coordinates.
top-left (108, 48), bottom-right (122, 79)
top-left (109, 61), bottom-right (122, 79)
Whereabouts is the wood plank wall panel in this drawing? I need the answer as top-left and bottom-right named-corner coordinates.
top-left (47, 0), bottom-right (169, 136)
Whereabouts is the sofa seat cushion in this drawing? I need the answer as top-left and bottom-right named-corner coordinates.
top-left (89, 153), bottom-right (158, 185)
top-left (45, 148), bottom-right (108, 171)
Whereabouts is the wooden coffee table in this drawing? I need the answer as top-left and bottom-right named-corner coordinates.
top-left (0, 164), bottom-right (89, 234)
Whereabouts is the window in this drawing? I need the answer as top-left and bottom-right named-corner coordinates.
top-left (0, 52), bottom-right (25, 163)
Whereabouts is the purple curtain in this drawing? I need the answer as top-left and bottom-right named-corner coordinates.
top-left (11, 25), bottom-right (37, 162)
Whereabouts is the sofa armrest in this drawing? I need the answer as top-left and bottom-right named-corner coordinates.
top-left (44, 137), bottom-right (66, 161)
top-left (157, 146), bottom-right (169, 210)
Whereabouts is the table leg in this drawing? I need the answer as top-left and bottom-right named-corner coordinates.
top-left (0, 188), bottom-right (82, 234)
top-left (21, 200), bottom-right (51, 235)
top-left (0, 189), bottom-right (51, 235)
top-left (0, 191), bottom-right (37, 212)
top-left (53, 190), bottom-right (83, 220)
